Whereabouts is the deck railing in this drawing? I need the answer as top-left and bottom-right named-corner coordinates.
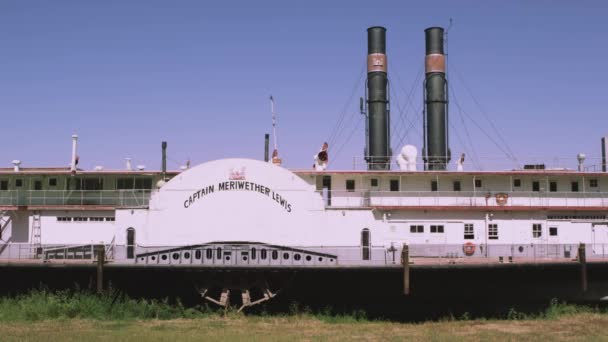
top-left (0, 243), bottom-right (606, 266)
top-left (0, 190), bottom-right (151, 207)
top-left (319, 190), bottom-right (608, 208)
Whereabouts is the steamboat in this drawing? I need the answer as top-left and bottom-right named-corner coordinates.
top-left (1, 26), bottom-right (607, 311)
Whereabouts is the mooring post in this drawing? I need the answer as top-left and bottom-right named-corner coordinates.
top-left (579, 243), bottom-right (587, 292)
top-left (401, 244), bottom-right (410, 295)
top-left (97, 248), bottom-right (105, 295)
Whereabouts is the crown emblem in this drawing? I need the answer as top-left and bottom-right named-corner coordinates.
top-left (229, 167), bottom-right (246, 180)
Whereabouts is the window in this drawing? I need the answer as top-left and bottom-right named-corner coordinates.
top-left (346, 180), bottom-right (355, 192)
top-left (89, 217), bottom-right (104, 222)
top-left (361, 228), bottom-right (371, 260)
top-left (15, 179), bottom-right (23, 187)
top-left (0, 180), bottom-right (8, 190)
top-left (532, 181), bottom-right (540, 192)
top-left (57, 217), bottom-right (72, 222)
top-left (105, 217), bottom-right (116, 222)
top-left (474, 179), bottom-right (482, 188)
top-left (589, 179), bottom-right (598, 188)
top-left (84, 178), bottom-right (103, 191)
top-left (73, 217), bottom-right (88, 222)
top-left (571, 181), bottom-right (579, 192)
top-left (390, 179), bottom-right (399, 192)
top-left (453, 181), bottom-right (461, 191)
top-left (117, 178), bottom-right (134, 190)
top-left (251, 248), bottom-right (257, 260)
top-left (549, 227), bottom-right (558, 236)
top-left (370, 178), bottom-right (378, 187)
top-left (126, 228), bottom-right (135, 259)
top-left (134, 178), bottom-right (153, 189)
top-left (549, 181), bottom-right (557, 192)
top-left (464, 223), bottom-right (474, 239)
top-left (34, 180), bottom-right (42, 191)
top-left (532, 223), bottom-right (542, 238)
top-left (431, 181), bottom-right (438, 192)
top-left (513, 179), bottom-right (521, 187)
top-left (410, 225), bottom-right (424, 233)
top-left (430, 225), bottom-right (444, 233)
top-left (48, 178), bottom-right (57, 187)
top-left (488, 224), bottom-right (498, 240)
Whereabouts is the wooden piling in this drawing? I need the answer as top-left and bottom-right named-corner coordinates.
top-left (579, 243), bottom-right (587, 293)
top-left (97, 248), bottom-right (105, 295)
top-left (401, 244), bottom-right (410, 295)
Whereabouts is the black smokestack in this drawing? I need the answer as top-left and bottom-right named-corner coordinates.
top-left (423, 27), bottom-right (450, 170)
top-left (161, 141), bottom-right (167, 179)
top-left (602, 136), bottom-right (607, 172)
top-left (365, 26), bottom-right (391, 170)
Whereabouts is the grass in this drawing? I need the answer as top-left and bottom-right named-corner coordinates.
top-left (0, 290), bottom-right (607, 340)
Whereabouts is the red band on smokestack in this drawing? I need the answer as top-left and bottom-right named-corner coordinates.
top-left (425, 54), bottom-right (445, 73)
top-left (367, 53), bottom-right (387, 73)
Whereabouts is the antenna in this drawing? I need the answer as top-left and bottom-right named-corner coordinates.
top-left (270, 95), bottom-right (278, 151)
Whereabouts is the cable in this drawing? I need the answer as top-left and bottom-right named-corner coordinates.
top-left (326, 63), bottom-right (366, 148)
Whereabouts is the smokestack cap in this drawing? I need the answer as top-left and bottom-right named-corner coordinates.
top-left (425, 27), bottom-right (445, 54)
top-left (367, 26), bottom-right (387, 54)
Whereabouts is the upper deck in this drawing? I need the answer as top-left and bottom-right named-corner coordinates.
top-left (0, 165), bottom-right (607, 211)
top-left (294, 169), bottom-right (608, 211)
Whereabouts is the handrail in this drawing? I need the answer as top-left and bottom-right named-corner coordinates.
top-left (0, 190), bottom-right (151, 207)
top-left (318, 190), bottom-right (608, 208)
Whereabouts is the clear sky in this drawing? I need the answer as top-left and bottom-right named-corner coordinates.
top-left (1, 1), bottom-right (607, 171)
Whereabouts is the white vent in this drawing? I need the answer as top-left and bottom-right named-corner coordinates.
top-left (12, 160), bottom-right (21, 172)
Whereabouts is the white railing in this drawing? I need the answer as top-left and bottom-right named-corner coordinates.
top-left (0, 190), bottom-right (151, 207)
top-left (320, 190), bottom-right (608, 208)
top-left (0, 243), bottom-right (606, 265)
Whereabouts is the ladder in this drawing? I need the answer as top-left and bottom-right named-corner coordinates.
top-left (31, 211), bottom-right (42, 257)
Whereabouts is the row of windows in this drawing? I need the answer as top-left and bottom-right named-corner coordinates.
top-left (410, 225), bottom-right (445, 233)
top-left (0, 177), bottom-right (154, 191)
top-left (346, 179), bottom-right (400, 192)
top-left (343, 178), bottom-right (600, 192)
top-left (57, 217), bottom-right (115, 222)
top-left (517, 179), bottom-right (598, 190)
top-left (406, 223), bottom-right (558, 240)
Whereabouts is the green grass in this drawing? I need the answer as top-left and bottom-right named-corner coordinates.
top-left (0, 289), bottom-right (605, 323)
top-left (0, 290), bottom-right (607, 340)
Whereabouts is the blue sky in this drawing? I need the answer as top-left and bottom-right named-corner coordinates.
top-left (1, 1), bottom-right (607, 171)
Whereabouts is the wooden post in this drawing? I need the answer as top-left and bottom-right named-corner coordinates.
top-left (579, 243), bottom-right (587, 293)
top-left (401, 244), bottom-right (410, 295)
top-left (97, 248), bottom-right (105, 295)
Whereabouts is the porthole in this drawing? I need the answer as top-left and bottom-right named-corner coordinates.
top-left (225, 256), bottom-right (231, 261)
top-left (272, 250), bottom-right (278, 260)
top-left (195, 250), bottom-right (202, 260)
top-left (172, 253), bottom-right (179, 260)
top-left (518, 246), bottom-right (524, 253)
top-left (184, 252), bottom-right (191, 259)
top-left (151, 256), bottom-right (156, 261)
top-left (161, 255), bottom-right (167, 260)
top-left (330, 258), bottom-right (334, 262)
top-left (283, 252), bottom-right (289, 260)
top-left (305, 255), bottom-right (312, 261)
top-left (318, 257), bottom-right (323, 262)
top-left (140, 257), bottom-right (144, 261)
top-left (243, 256), bottom-right (248, 261)
top-left (294, 254), bottom-right (301, 261)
